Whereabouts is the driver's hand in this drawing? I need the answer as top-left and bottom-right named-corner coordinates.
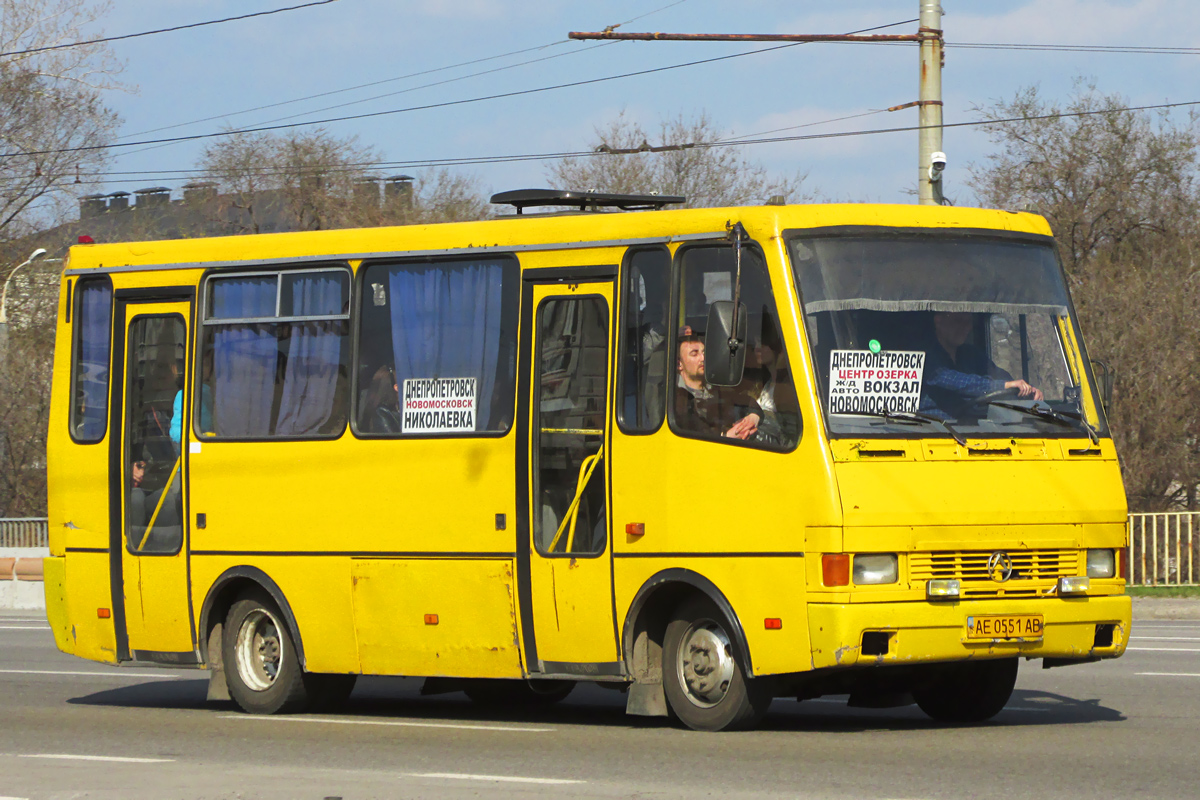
top-left (725, 413), bottom-right (760, 440)
top-left (1005, 379), bottom-right (1044, 401)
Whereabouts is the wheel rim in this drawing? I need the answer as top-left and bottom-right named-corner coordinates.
top-left (235, 608), bottom-right (284, 692)
top-left (675, 618), bottom-right (736, 708)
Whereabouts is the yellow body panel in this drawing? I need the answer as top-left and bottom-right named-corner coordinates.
top-left (43, 202), bottom-right (1127, 694)
top-left (350, 559), bottom-right (522, 677)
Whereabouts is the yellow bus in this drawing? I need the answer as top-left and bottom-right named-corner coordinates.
top-left (44, 191), bottom-right (1131, 731)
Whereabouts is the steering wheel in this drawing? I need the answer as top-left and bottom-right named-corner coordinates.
top-left (970, 385), bottom-right (1020, 406)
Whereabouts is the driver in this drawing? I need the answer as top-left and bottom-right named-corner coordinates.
top-left (920, 312), bottom-right (1042, 419)
top-left (675, 330), bottom-right (762, 440)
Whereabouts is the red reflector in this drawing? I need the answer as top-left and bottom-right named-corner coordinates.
top-left (625, 522), bottom-right (645, 536)
top-left (97, 608), bottom-right (110, 619)
top-left (424, 614), bottom-right (439, 625)
top-left (764, 618), bottom-right (783, 630)
top-left (78, 235), bottom-right (95, 244)
top-left (822, 554), bottom-right (850, 587)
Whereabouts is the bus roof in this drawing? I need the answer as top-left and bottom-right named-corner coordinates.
top-left (63, 202), bottom-right (1054, 276)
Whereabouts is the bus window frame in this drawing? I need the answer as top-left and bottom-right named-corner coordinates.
top-left (195, 263), bottom-right (353, 443)
top-left (349, 253), bottom-right (521, 442)
top-left (530, 291), bottom-right (613, 561)
top-left (68, 274), bottom-right (114, 445)
top-left (123, 310), bottom-right (189, 559)
top-left (784, 224), bottom-right (1112, 439)
top-left (615, 245), bottom-right (671, 437)
top-left (666, 241), bottom-right (801, 454)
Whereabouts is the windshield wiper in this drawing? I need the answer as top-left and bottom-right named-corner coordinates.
top-left (985, 401), bottom-right (1100, 445)
top-left (835, 409), bottom-right (967, 446)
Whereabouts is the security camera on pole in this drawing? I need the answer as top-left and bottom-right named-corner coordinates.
top-left (917, 1), bottom-right (945, 206)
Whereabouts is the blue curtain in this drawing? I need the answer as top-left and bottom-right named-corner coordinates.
top-left (388, 262), bottom-right (505, 430)
top-left (75, 281), bottom-right (112, 440)
top-left (275, 274), bottom-right (344, 435)
top-left (210, 278), bottom-right (277, 436)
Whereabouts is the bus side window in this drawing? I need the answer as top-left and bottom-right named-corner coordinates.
top-left (70, 278), bottom-right (112, 443)
top-left (617, 247), bottom-right (670, 433)
top-left (199, 268), bottom-right (351, 439)
top-left (354, 257), bottom-right (520, 436)
top-left (672, 245), bottom-right (802, 449)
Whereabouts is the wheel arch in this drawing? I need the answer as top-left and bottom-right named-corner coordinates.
top-left (198, 566), bottom-right (307, 669)
top-left (621, 568), bottom-right (754, 681)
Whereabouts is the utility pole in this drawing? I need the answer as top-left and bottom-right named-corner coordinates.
top-left (569, 1), bottom-right (946, 205)
top-left (917, 1), bottom-right (945, 205)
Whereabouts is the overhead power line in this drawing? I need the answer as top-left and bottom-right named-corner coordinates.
top-left (2, 18), bottom-right (918, 160)
top-left (0, 0), bottom-right (339, 59)
top-left (23, 98), bottom-right (1200, 187)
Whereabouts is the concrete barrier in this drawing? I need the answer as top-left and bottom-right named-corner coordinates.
top-left (0, 546), bottom-right (49, 610)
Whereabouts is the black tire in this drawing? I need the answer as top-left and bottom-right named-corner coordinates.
top-left (463, 678), bottom-right (574, 706)
top-left (662, 596), bottom-right (772, 731)
top-left (306, 673), bottom-right (358, 712)
top-left (223, 590), bottom-right (310, 714)
top-left (913, 658), bottom-right (1019, 723)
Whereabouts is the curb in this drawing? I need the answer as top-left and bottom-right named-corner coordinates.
top-left (1132, 597), bottom-right (1200, 621)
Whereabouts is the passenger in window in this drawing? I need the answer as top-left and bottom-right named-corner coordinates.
top-left (359, 364), bottom-right (402, 433)
top-left (921, 312), bottom-right (1042, 419)
top-left (675, 330), bottom-right (762, 440)
top-left (742, 314), bottom-right (800, 446)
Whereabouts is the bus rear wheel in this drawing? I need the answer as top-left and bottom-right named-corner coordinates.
top-left (913, 657), bottom-right (1019, 723)
top-left (662, 596), bottom-right (772, 731)
top-left (223, 591), bottom-right (310, 714)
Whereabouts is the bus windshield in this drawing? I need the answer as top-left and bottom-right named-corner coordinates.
top-left (788, 232), bottom-right (1106, 440)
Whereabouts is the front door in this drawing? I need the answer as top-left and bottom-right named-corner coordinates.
top-left (524, 279), bottom-right (620, 674)
top-left (111, 300), bottom-right (195, 659)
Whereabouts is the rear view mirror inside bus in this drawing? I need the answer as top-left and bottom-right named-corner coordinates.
top-left (704, 300), bottom-right (748, 387)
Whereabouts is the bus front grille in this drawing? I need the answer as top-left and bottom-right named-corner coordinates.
top-left (910, 549), bottom-right (1078, 591)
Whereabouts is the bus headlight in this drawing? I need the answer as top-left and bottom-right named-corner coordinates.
top-left (1087, 549), bottom-right (1116, 579)
top-left (853, 554), bottom-right (898, 585)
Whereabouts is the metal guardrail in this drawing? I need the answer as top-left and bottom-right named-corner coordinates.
top-left (1127, 512), bottom-right (1200, 586)
top-left (0, 517), bottom-right (48, 548)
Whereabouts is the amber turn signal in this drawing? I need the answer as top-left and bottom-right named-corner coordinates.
top-left (97, 608), bottom-right (110, 619)
top-left (764, 618), bottom-right (783, 630)
top-left (424, 614), bottom-right (439, 625)
top-left (822, 553), bottom-right (850, 587)
top-left (625, 522), bottom-right (645, 536)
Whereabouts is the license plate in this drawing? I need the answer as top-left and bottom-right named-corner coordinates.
top-left (965, 614), bottom-right (1044, 640)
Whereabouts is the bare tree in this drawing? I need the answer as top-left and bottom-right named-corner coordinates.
top-left (0, 0), bottom-right (123, 244)
top-left (970, 82), bottom-right (1200, 510)
top-left (547, 111), bottom-right (809, 207)
top-left (199, 128), bottom-right (491, 232)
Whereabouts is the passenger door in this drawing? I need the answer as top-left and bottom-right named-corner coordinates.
top-left (520, 277), bottom-right (621, 675)
top-left (110, 298), bottom-right (195, 659)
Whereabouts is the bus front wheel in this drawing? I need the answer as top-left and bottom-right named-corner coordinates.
top-left (223, 590), bottom-right (310, 714)
top-left (662, 596), bottom-right (772, 731)
top-left (913, 657), bottom-right (1019, 723)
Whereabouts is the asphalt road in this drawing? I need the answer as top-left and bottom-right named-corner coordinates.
top-left (2, 610), bottom-right (1199, 800)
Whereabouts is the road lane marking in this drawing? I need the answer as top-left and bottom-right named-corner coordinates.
top-left (219, 714), bottom-right (551, 733)
top-left (0, 626), bottom-right (50, 630)
top-left (410, 772), bottom-right (582, 785)
top-left (0, 669), bottom-right (183, 680)
top-left (20, 754), bottom-right (174, 763)
top-left (1126, 647), bottom-right (1200, 652)
top-left (1132, 637), bottom-right (1200, 641)
top-left (1137, 672), bottom-right (1200, 677)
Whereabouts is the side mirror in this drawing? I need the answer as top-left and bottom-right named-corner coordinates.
top-left (1090, 359), bottom-right (1114, 411)
top-left (704, 300), bottom-right (747, 387)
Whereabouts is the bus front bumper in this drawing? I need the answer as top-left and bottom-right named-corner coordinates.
top-left (807, 595), bottom-right (1131, 670)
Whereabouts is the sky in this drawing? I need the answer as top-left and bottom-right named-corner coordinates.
top-left (74, 0), bottom-right (1200, 209)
